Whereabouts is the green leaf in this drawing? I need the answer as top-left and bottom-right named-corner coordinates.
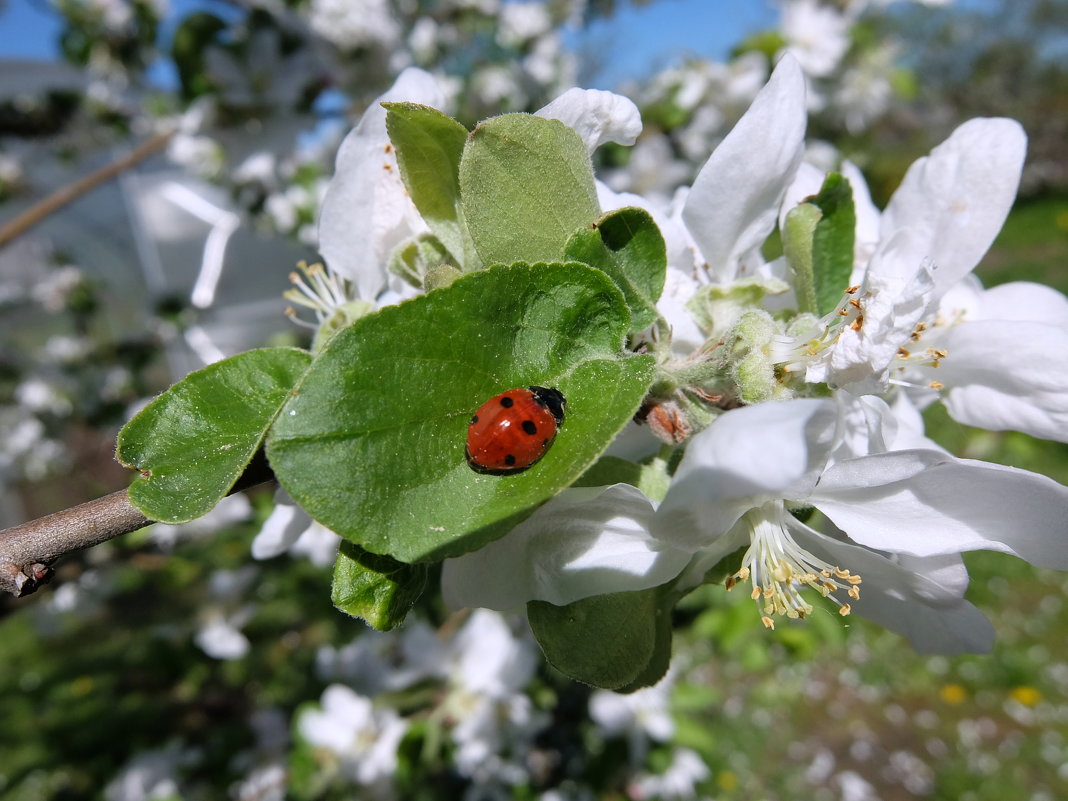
top-left (384, 102), bottom-right (474, 268)
top-left (564, 206), bottom-right (667, 333)
top-left (332, 541), bottom-right (429, 631)
top-left (782, 202), bottom-right (821, 316)
top-left (460, 113), bottom-right (600, 266)
top-left (267, 261), bottom-right (655, 563)
top-left (809, 172), bottom-right (857, 316)
top-left (116, 348), bottom-right (312, 523)
top-left (527, 581), bottom-right (676, 691)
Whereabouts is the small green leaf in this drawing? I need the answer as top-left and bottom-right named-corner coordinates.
top-left (332, 541), bottom-right (429, 631)
top-left (460, 113), bottom-right (600, 266)
top-left (384, 103), bottom-right (473, 267)
top-left (267, 262), bottom-right (655, 563)
top-left (527, 581), bottom-right (676, 691)
top-left (783, 202), bottom-right (821, 316)
top-left (809, 172), bottom-right (857, 316)
top-left (564, 206), bottom-right (667, 332)
top-left (116, 348), bottom-right (312, 523)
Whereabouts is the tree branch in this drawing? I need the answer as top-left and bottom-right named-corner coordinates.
top-left (0, 454), bottom-right (275, 598)
top-left (0, 128), bottom-right (176, 249)
top-left (1, 488), bottom-right (149, 597)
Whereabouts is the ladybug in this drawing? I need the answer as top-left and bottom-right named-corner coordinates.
top-left (466, 386), bottom-right (566, 475)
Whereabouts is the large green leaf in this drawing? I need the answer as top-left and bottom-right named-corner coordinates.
top-left (116, 348), bottom-right (312, 523)
top-left (565, 206), bottom-right (667, 333)
top-left (383, 102), bottom-right (473, 268)
top-left (332, 541), bottom-right (429, 631)
top-left (267, 262), bottom-right (655, 563)
top-left (459, 113), bottom-right (600, 266)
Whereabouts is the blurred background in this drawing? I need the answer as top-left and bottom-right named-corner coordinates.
top-left (1, 1), bottom-right (1067, 799)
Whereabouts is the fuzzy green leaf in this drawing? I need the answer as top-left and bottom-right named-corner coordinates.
top-left (564, 206), bottom-right (667, 332)
top-left (384, 102), bottom-right (472, 267)
top-left (332, 541), bottom-right (429, 631)
top-left (460, 113), bottom-right (600, 265)
top-left (116, 348), bottom-right (312, 523)
top-left (267, 262), bottom-right (655, 563)
top-left (810, 172), bottom-right (857, 316)
top-left (527, 581), bottom-right (676, 691)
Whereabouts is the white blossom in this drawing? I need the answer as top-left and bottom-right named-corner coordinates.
top-left (308, 0), bottom-right (402, 51)
top-left (318, 68), bottom-right (445, 301)
top-left (299, 685), bottom-right (408, 787)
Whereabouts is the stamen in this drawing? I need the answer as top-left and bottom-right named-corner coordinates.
top-left (724, 504), bottom-right (861, 626)
top-left (283, 260), bottom-right (357, 327)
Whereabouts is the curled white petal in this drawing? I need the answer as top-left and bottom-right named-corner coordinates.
top-left (932, 320), bottom-right (1068, 442)
top-left (536, 88), bottom-right (642, 153)
top-left (798, 525), bottom-right (995, 654)
top-left (654, 399), bottom-right (838, 550)
top-left (814, 451), bottom-right (1068, 568)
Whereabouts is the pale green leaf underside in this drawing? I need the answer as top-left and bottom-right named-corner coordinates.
top-left (460, 113), bottom-right (601, 266)
top-left (332, 541), bottom-right (429, 631)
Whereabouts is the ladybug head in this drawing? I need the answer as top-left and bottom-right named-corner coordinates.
top-left (528, 386), bottom-right (566, 425)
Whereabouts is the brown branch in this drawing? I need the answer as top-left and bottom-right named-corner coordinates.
top-left (1, 488), bottom-right (150, 597)
top-left (0, 454), bottom-right (276, 598)
top-left (0, 128), bottom-right (176, 249)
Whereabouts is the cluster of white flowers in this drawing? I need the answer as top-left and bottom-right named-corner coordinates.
top-left (282, 51), bottom-right (1068, 656)
top-left (301, 609), bottom-right (545, 795)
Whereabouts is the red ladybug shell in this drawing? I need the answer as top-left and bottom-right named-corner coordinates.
top-left (466, 386), bottom-right (566, 475)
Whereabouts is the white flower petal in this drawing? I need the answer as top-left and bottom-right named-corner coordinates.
top-left (654, 399), bottom-right (838, 549)
top-left (974, 281), bottom-right (1068, 325)
top-left (822, 231), bottom-right (935, 394)
top-left (929, 320), bottom-right (1068, 442)
top-left (251, 497), bottom-right (310, 559)
top-left (682, 54), bottom-right (806, 283)
top-left (536, 88), bottom-right (642, 153)
top-left (318, 68), bottom-right (444, 300)
top-left (841, 160), bottom-right (881, 277)
top-left (814, 451), bottom-right (1068, 568)
top-left (778, 160), bottom-right (825, 234)
top-left (441, 484), bottom-right (688, 609)
top-left (880, 118), bottom-right (1026, 298)
top-left (799, 527), bottom-right (995, 653)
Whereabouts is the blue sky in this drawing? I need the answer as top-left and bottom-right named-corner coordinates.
top-left (0, 0), bottom-right (778, 89)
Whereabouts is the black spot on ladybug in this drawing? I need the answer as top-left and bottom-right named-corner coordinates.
top-left (522, 420), bottom-right (537, 435)
top-left (504, 454), bottom-right (516, 466)
top-left (470, 414), bottom-right (479, 424)
top-left (500, 396), bottom-right (514, 408)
